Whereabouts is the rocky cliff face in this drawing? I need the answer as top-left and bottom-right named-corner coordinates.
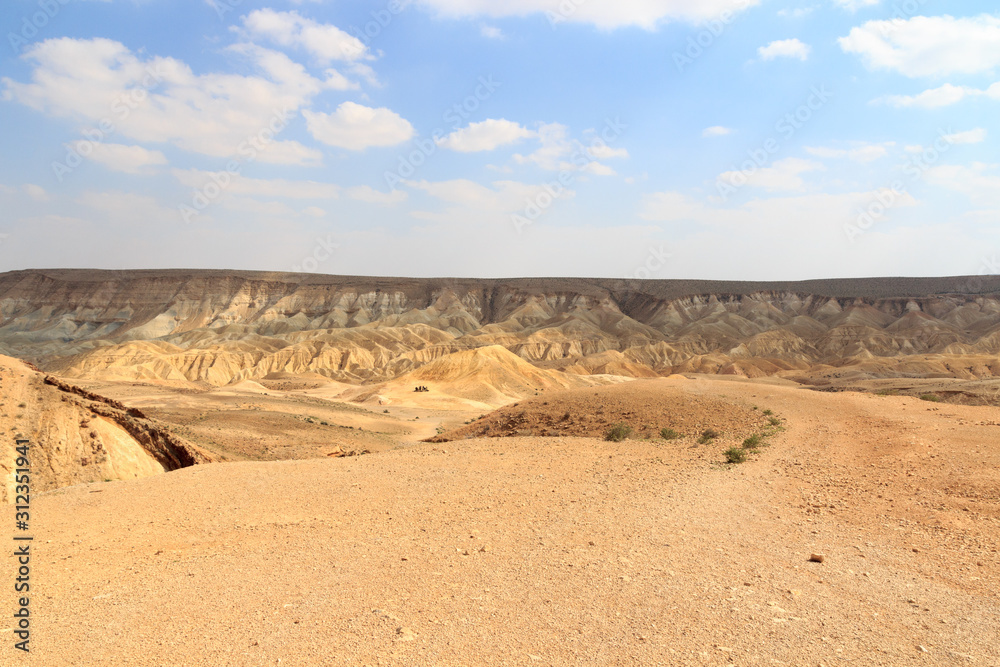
top-left (1, 269), bottom-right (999, 385)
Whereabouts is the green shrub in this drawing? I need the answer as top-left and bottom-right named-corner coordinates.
top-left (876, 388), bottom-right (899, 396)
top-left (768, 417), bottom-right (781, 427)
top-left (605, 423), bottom-right (633, 442)
top-left (919, 394), bottom-right (941, 403)
top-left (762, 409), bottom-right (774, 416)
top-left (742, 433), bottom-right (763, 449)
top-left (660, 427), bottom-right (681, 440)
top-left (724, 447), bottom-right (747, 464)
top-left (698, 428), bottom-right (720, 444)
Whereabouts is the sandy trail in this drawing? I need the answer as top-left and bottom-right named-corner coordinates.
top-left (2, 378), bottom-right (998, 665)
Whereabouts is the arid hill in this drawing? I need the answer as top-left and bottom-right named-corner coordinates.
top-left (2, 269), bottom-right (1000, 392)
top-left (0, 354), bottom-right (211, 501)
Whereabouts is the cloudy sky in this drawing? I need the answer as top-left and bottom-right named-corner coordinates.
top-left (1, 0), bottom-right (998, 280)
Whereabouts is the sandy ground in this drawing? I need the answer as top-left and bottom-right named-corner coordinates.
top-left (69, 380), bottom-right (462, 461)
top-left (2, 376), bottom-right (999, 665)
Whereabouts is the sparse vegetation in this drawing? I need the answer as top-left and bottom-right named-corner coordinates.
top-left (742, 433), bottom-right (763, 449)
top-left (920, 394), bottom-right (942, 402)
top-left (724, 447), bottom-right (747, 464)
top-left (697, 428), bottom-right (719, 444)
top-left (762, 409), bottom-right (773, 416)
top-left (768, 416), bottom-right (781, 427)
top-left (660, 427), bottom-right (681, 440)
top-left (876, 388), bottom-right (900, 396)
top-left (605, 423), bottom-right (633, 442)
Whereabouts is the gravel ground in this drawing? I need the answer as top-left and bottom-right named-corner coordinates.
top-left (2, 377), bottom-right (998, 666)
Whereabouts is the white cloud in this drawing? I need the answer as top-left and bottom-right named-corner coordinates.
top-left (2, 38), bottom-right (330, 165)
top-left (173, 169), bottom-right (340, 199)
top-left (638, 191), bottom-right (713, 222)
top-left (878, 82), bottom-right (1000, 108)
top-left (414, 0), bottom-right (761, 30)
top-left (345, 185), bottom-right (408, 205)
top-left (303, 102), bottom-right (415, 151)
top-left (512, 122), bottom-right (624, 175)
top-left (404, 178), bottom-right (575, 222)
top-left (437, 119), bottom-right (536, 152)
top-left (22, 184), bottom-right (48, 201)
top-left (77, 190), bottom-right (178, 226)
top-left (71, 142), bottom-right (168, 173)
top-left (480, 25), bottom-right (504, 39)
top-left (702, 126), bottom-right (733, 137)
top-left (640, 188), bottom-right (916, 229)
top-left (718, 157), bottom-right (823, 192)
top-left (839, 14), bottom-right (1000, 77)
top-left (778, 8), bottom-right (816, 18)
top-left (758, 38), bottom-right (811, 61)
top-left (241, 9), bottom-right (370, 63)
top-left (587, 144), bottom-right (629, 160)
top-left (943, 128), bottom-right (987, 145)
top-left (831, 0), bottom-right (878, 11)
top-left (805, 142), bottom-right (893, 163)
top-left (926, 162), bottom-right (1000, 207)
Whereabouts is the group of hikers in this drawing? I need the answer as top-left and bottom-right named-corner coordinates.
top-left (413, 385), bottom-right (430, 392)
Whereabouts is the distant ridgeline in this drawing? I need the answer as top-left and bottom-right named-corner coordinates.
top-left (1, 269), bottom-right (1000, 386)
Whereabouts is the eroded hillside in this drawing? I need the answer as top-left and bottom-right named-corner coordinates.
top-left (0, 354), bottom-right (212, 501)
top-left (2, 269), bottom-right (1000, 388)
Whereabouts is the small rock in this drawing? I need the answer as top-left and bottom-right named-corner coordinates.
top-left (396, 627), bottom-right (416, 641)
top-left (917, 645), bottom-right (928, 653)
top-left (809, 554), bottom-right (825, 563)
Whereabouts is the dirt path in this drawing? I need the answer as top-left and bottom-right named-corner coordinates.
top-left (2, 378), bottom-right (998, 665)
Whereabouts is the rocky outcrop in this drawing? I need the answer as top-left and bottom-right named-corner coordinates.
top-left (0, 354), bottom-right (212, 502)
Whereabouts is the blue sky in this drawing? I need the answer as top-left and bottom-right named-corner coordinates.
top-left (1, 0), bottom-right (998, 280)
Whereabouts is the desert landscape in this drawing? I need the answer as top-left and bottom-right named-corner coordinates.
top-left (4, 1), bottom-right (1000, 663)
top-left (1, 270), bottom-right (999, 665)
